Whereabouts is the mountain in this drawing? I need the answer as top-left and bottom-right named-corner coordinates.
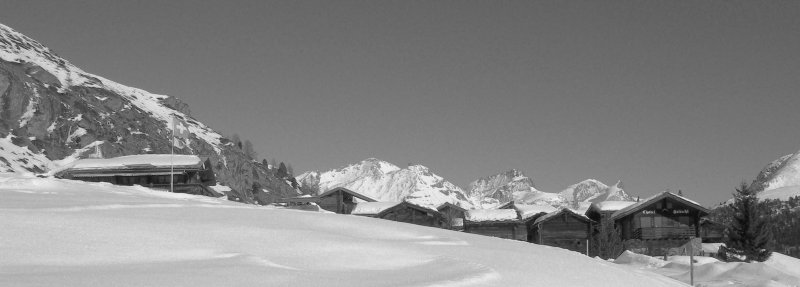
top-left (0, 22), bottom-right (298, 202)
top-left (558, 179), bottom-right (633, 207)
top-left (466, 169), bottom-right (539, 208)
top-left (749, 149), bottom-right (800, 201)
top-left (296, 158), bottom-right (474, 208)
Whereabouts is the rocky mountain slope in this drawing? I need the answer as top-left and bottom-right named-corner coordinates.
top-left (296, 158), bottom-right (474, 208)
top-left (559, 179), bottom-right (632, 205)
top-left (748, 148), bottom-right (800, 201)
top-left (0, 22), bottom-right (298, 202)
top-left (466, 169), bottom-right (539, 208)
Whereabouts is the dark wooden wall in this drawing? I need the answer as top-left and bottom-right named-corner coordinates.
top-left (532, 214), bottom-right (591, 253)
top-left (379, 206), bottom-right (443, 227)
top-left (464, 223), bottom-right (527, 241)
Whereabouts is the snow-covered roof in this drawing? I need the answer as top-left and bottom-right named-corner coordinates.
top-left (533, 208), bottom-right (595, 225)
top-left (514, 204), bottom-right (557, 221)
top-left (464, 209), bottom-right (519, 223)
top-left (437, 202), bottom-right (468, 212)
top-left (67, 155), bottom-right (204, 170)
top-left (590, 201), bottom-right (637, 212)
top-left (318, 187), bottom-right (377, 202)
top-left (350, 202), bottom-right (401, 216)
top-left (610, 191), bottom-right (710, 220)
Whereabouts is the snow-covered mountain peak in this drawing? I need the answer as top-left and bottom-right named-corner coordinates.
top-left (751, 149), bottom-right (800, 192)
top-left (559, 178), bottom-right (632, 204)
top-left (467, 169), bottom-right (540, 208)
top-left (296, 158), bottom-right (474, 208)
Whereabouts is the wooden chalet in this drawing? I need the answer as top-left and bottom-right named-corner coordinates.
top-left (610, 191), bottom-right (710, 256)
top-left (55, 155), bottom-right (220, 197)
top-left (699, 218), bottom-right (725, 243)
top-left (437, 202), bottom-right (467, 230)
top-left (530, 208), bottom-right (596, 254)
top-left (514, 203), bottom-right (558, 241)
top-left (463, 209), bottom-right (527, 241)
top-left (277, 187), bottom-right (377, 214)
top-left (375, 202), bottom-right (446, 228)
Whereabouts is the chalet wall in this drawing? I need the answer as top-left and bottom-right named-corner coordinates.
top-left (464, 223), bottom-right (527, 241)
top-left (379, 206), bottom-right (443, 227)
top-left (532, 215), bottom-right (592, 253)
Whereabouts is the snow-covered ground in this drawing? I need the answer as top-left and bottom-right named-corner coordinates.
top-left (0, 173), bottom-right (687, 287)
top-left (614, 251), bottom-right (800, 287)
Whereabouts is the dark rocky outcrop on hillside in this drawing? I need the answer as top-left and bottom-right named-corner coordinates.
top-left (0, 23), bottom-right (300, 203)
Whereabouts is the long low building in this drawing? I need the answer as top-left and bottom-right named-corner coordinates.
top-left (55, 154), bottom-right (220, 197)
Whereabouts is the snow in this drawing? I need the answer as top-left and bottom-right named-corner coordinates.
top-left (533, 207), bottom-right (594, 225)
top-left (513, 203), bottom-right (557, 220)
top-left (594, 200), bottom-right (637, 212)
top-left (350, 202), bottom-right (400, 215)
top-left (65, 127), bottom-right (86, 142)
top-left (18, 92), bottom-right (37, 127)
top-left (0, 173), bottom-right (688, 287)
top-left (0, 135), bottom-right (53, 172)
top-left (614, 251), bottom-right (800, 287)
top-left (67, 154), bottom-right (203, 170)
top-left (757, 186), bottom-right (800, 201)
top-left (464, 209), bottom-right (519, 222)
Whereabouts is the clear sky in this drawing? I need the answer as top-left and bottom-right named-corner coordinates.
top-left (3, 1), bottom-right (799, 205)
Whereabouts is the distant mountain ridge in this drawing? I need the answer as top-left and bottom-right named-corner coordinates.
top-left (296, 158), bottom-right (474, 208)
top-left (298, 158), bottom-right (635, 209)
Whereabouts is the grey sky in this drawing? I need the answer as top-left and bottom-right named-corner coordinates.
top-left (3, 1), bottom-right (799, 205)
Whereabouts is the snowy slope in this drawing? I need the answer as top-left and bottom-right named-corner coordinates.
top-left (0, 174), bottom-right (687, 287)
top-left (614, 251), bottom-right (800, 287)
top-left (297, 158), bottom-right (475, 208)
top-left (750, 149), bottom-right (800, 201)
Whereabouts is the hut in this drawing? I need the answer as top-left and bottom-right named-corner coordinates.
top-left (610, 191), bottom-right (710, 256)
top-left (699, 218), bottom-right (725, 243)
top-left (437, 202), bottom-right (468, 230)
top-left (514, 204), bottom-right (558, 241)
top-left (278, 187), bottom-right (377, 214)
top-left (351, 202), bottom-right (401, 217)
top-left (463, 209), bottom-right (526, 241)
top-left (530, 208), bottom-right (596, 254)
top-left (55, 154), bottom-right (220, 197)
top-left (376, 202), bottom-right (446, 228)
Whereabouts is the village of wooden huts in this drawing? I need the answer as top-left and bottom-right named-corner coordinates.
top-left (57, 155), bottom-right (719, 258)
top-left (280, 187), bottom-right (719, 258)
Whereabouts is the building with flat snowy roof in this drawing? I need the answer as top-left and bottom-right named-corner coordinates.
top-left (55, 154), bottom-right (220, 197)
top-left (463, 209), bottom-right (527, 241)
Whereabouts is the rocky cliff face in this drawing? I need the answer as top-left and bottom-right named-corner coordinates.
top-left (297, 158), bottom-right (474, 208)
top-left (467, 169), bottom-right (541, 208)
top-left (0, 23), bottom-right (298, 203)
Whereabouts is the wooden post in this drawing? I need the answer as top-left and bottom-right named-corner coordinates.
top-left (689, 237), bottom-right (695, 286)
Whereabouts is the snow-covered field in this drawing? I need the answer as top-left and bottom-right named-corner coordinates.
top-left (614, 251), bottom-right (800, 287)
top-left (0, 174), bottom-right (686, 287)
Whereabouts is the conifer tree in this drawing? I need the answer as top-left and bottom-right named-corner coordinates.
top-left (723, 182), bottom-right (772, 262)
